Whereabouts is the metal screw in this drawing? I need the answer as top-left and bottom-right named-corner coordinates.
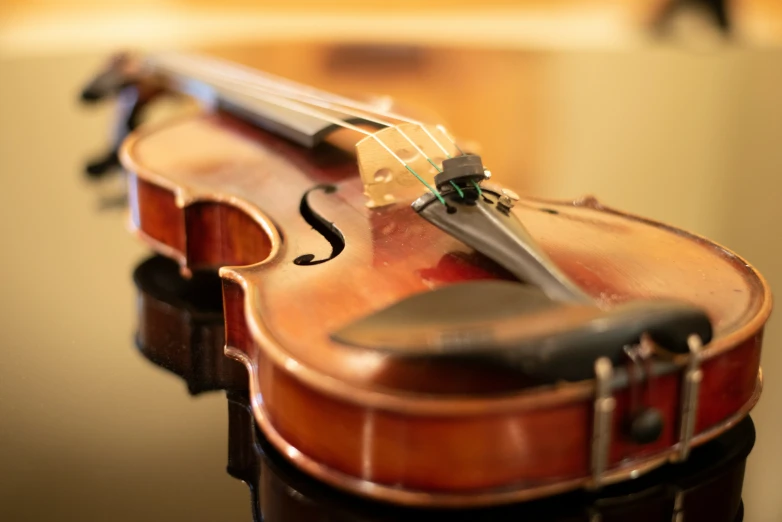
top-left (498, 195), bottom-right (514, 209)
top-left (501, 188), bottom-right (519, 201)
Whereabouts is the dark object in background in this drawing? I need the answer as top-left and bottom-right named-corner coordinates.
top-left (80, 53), bottom-right (158, 179)
top-left (83, 87), bottom-right (143, 178)
top-left (654, 0), bottom-right (731, 35)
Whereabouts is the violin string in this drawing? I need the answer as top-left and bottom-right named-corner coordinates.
top-left (158, 59), bottom-right (429, 169)
top-left (213, 79), bottom-right (448, 203)
top-left (433, 123), bottom-right (480, 195)
top-left (198, 69), bottom-right (448, 176)
top-left (157, 53), bottom-right (455, 160)
top-left (212, 63), bottom-right (471, 200)
top-left (435, 124), bottom-right (465, 155)
top-left (221, 76), bottom-right (466, 200)
top-left (434, 123), bottom-right (477, 195)
top-left (193, 54), bottom-right (482, 199)
top-left (171, 53), bottom-right (452, 147)
top-left (252, 92), bottom-right (446, 204)
top-left (215, 74), bottom-right (468, 199)
top-left (151, 54), bottom-right (456, 203)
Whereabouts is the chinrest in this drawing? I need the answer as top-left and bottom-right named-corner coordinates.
top-left (331, 281), bottom-right (713, 382)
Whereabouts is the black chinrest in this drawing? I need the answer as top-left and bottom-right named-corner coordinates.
top-left (330, 281), bottom-right (712, 382)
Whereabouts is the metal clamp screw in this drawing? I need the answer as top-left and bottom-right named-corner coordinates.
top-left (497, 188), bottom-right (519, 212)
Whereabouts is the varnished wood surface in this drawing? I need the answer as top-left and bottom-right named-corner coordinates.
top-left (121, 112), bottom-right (771, 504)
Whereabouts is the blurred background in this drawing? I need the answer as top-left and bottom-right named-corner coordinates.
top-left (2, 1), bottom-right (782, 521)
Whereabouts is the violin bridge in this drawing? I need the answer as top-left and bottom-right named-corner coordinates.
top-left (355, 123), bottom-right (459, 208)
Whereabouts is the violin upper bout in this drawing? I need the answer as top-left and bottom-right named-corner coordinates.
top-left (120, 114), bottom-right (288, 274)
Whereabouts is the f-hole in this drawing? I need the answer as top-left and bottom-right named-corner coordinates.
top-left (293, 184), bottom-right (346, 266)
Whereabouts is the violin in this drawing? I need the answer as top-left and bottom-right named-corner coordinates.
top-left (83, 51), bottom-right (771, 507)
top-left (133, 253), bottom-right (753, 522)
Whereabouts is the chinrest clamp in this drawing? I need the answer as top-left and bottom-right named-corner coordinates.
top-left (672, 334), bottom-right (704, 462)
top-left (623, 337), bottom-right (665, 445)
top-left (589, 357), bottom-right (616, 489)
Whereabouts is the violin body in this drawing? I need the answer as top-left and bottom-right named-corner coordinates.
top-left (119, 108), bottom-right (770, 506)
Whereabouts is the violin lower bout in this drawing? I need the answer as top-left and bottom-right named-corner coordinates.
top-left (222, 277), bottom-right (762, 507)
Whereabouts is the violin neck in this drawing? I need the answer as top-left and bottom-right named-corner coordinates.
top-left (145, 53), bottom-right (379, 149)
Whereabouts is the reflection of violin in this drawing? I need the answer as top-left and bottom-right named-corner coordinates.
top-left (133, 255), bottom-right (261, 520)
top-left (133, 255), bottom-right (246, 394)
top-left (85, 51), bottom-right (771, 507)
top-left (133, 254), bottom-right (753, 522)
